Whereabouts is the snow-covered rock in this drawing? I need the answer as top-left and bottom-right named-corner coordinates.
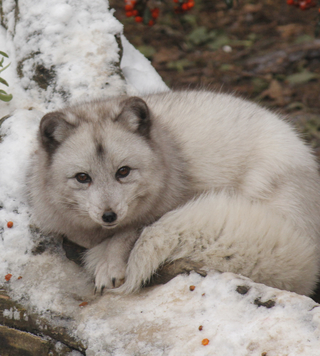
top-left (0, 1), bottom-right (319, 355)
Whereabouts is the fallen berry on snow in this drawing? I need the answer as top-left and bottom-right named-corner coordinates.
top-left (5, 273), bottom-right (12, 281)
top-left (79, 301), bottom-right (88, 307)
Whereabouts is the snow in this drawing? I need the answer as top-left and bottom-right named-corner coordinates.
top-left (0, 0), bottom-right (168, 118)
top-left (4, 0), bottom-right (125, 110)
top-left (0, 1), bottom-right (320, 355)
top-left (120, 35), bottom-right (170, 95)
top-left (75, 273), bottom-right (320, 355)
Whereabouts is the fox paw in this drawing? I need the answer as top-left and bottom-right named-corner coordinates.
top-left (94, 259), bottom-right (126, 294)
top-left (84, 238), bottom-right (128, 294)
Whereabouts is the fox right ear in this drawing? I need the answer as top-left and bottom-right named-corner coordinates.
top-left (39, 112), bottom-right (75, 154)
top-left (116, 97), bottom-right (151, 138)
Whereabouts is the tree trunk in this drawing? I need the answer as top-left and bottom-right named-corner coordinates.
top-left (0, 0), bottom-right (126, 111)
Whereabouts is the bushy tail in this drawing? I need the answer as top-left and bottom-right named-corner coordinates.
top-left (115, 192), bottom-right (319, 295)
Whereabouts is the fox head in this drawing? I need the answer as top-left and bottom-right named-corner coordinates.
top-left (37, 96), bottom-right (167, 231)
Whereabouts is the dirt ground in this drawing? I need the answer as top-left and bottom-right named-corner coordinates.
top-left (110, 0), bottom-right (320, 156)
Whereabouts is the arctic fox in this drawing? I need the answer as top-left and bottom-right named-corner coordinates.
top-left (27, 90), bottom-right (320, 296)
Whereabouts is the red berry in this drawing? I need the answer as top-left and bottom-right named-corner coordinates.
top-left (79, 301), bottom-right (88, 307)
top-left (152, 8), bottom-right (160, 19)
top-left (125, 0), bottom-right (137, 7)
top-left (202, 338), bottom-right (210, 346)
top-left (299, 1), bottom-right (307, 10)
top-left (125, 4), bottom-right (133, 11)
top-left (7, 221), bottom-right (13, 228)
top-left (132, 9), bottom-right (138, 16)
top-left (182, 3), bottom-right (189, 10)
top-left (135, 16), bottom-right (143, 23)
top-left (5, 273), bottom-right (12, 281)
top-left (148, 20), bottom-right (154, 26)
top-left (126, 11), bottom-right (133, 17)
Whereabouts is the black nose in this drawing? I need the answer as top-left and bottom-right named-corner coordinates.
top-left (102, 211), bottom-right (117, 223)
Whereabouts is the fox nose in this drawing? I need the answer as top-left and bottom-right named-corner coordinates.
top-left (102, 211), bottom-right (117, 223)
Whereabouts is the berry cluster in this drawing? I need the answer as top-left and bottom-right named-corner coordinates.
top-left (125, 0), bottom-right (160, 26)
top-left (173, 0), bottom-right (195, 14)
top-left (124, 0), bottom-right (194, 26)
top-left (287, 0), bottom-right (317, 10)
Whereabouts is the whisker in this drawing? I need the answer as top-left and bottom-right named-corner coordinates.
top-left (56, 199), bottom-right (89, 217)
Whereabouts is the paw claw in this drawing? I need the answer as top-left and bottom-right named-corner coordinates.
top-left (85, 237), bottom-right (129, 294)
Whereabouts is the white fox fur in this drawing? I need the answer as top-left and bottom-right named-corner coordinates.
top-left (27, 90), bottom-right (320, 296)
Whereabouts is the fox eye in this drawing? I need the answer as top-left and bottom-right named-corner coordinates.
top-left (116, 166), bottom-right (131, 179)
top-left (75, 173), bottom-right (92, 184)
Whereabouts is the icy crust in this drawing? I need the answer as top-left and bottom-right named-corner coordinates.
top-left (1, 111), bottom-right (320, 355)
top-left (1, 0), bottom-right (126, 111)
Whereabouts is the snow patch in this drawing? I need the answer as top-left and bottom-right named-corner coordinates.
top-left (121, 35), bottom-right (169, 95)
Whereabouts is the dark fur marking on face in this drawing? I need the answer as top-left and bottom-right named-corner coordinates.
top-left (96, 141), bottom-right (105, 157)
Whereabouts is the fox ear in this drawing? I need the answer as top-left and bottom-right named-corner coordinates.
top-left (39, 112), bottom-right (76, 154)
top-left (116, 97), bottom-right (151, 138)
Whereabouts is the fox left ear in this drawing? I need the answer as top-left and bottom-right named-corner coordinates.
top-left (116, 97), bottom-right (151, 138)
top-left (39, 111), bottom-right (76, 155)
